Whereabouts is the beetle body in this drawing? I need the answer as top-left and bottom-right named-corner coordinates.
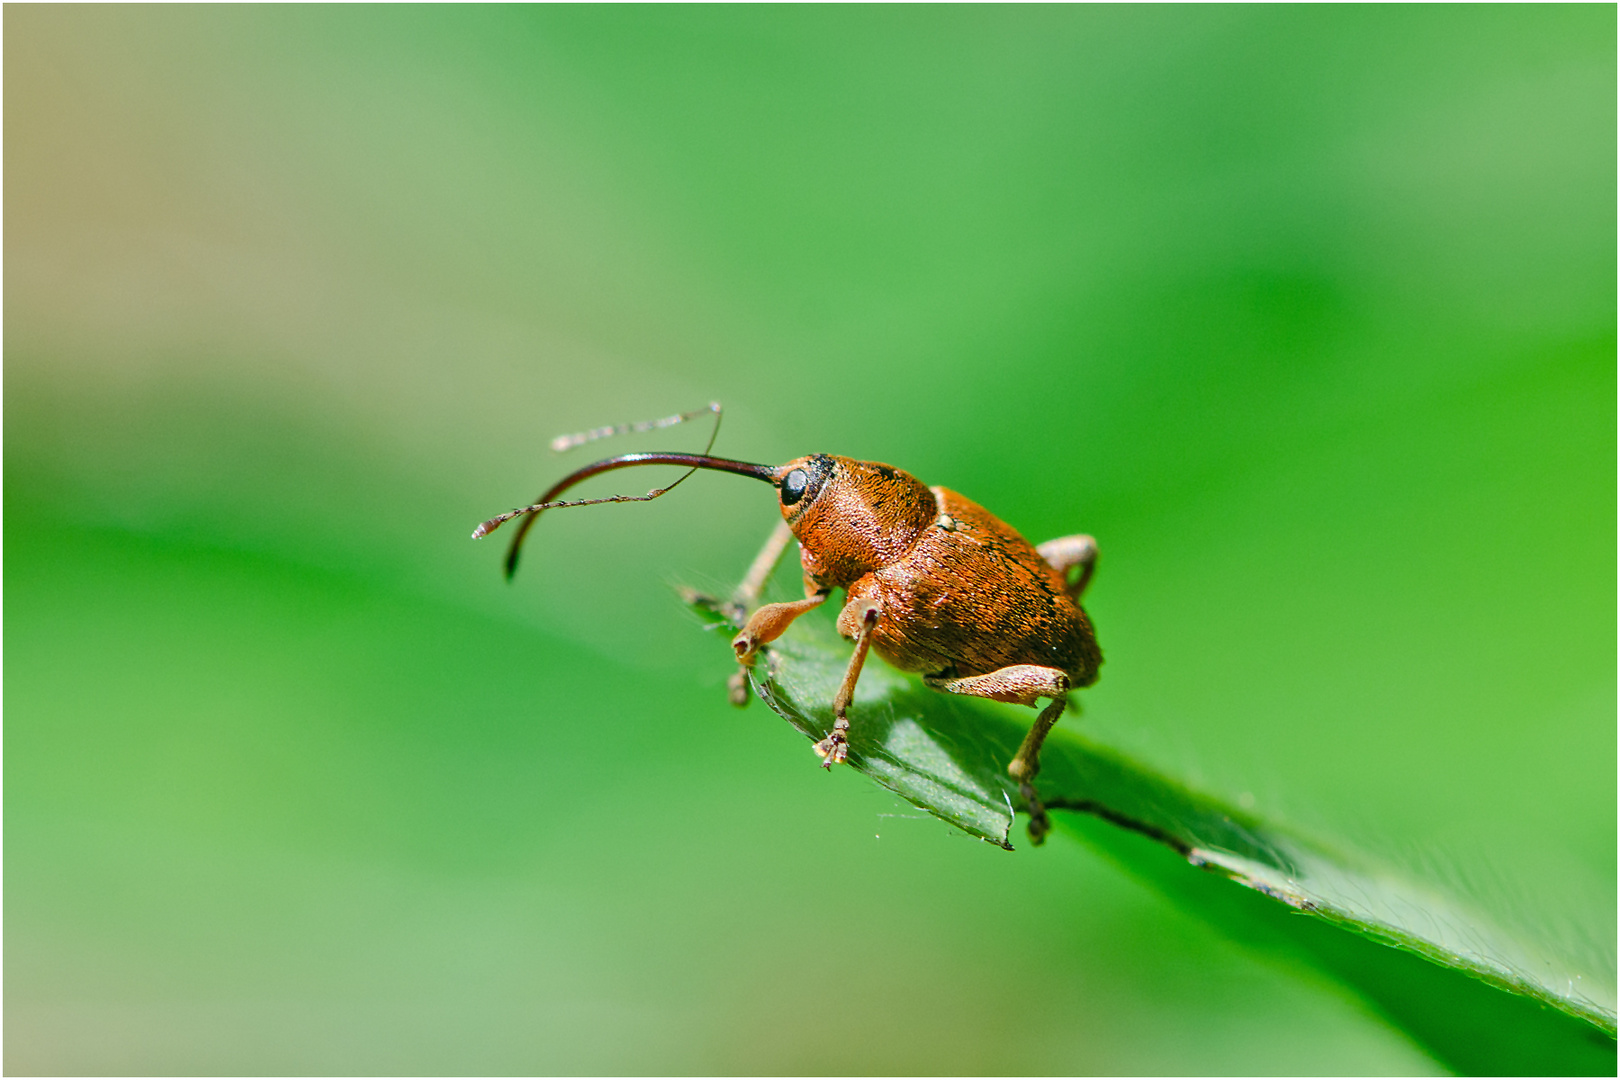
top-left (782, 455), bottom-right (1100, 690)
top-left (476, 428), bottom-right (1102, 845)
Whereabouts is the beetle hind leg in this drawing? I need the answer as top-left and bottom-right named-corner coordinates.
top-left (925, 665), bottom-right (1071, 845)
top-left (1036, 534), bottom-right (1098, 600)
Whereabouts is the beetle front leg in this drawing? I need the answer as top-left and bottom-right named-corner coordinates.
top-left (732, 590), bottom-right (828, 699)
top-left (814, 596), bottom-right (882, 767)
top-left (721, 520), bottom-right (798, 706)
top-left (730, 520), bottom-right (795, 620)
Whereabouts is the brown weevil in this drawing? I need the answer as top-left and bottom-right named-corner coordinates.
top-left (473, 406), bottom-right (1101, 844)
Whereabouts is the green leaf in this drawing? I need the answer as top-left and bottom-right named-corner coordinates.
top-left (689, 593), bottom-right (1617, 1076)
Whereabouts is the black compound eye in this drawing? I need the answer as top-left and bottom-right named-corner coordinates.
top-left (780, 468), bottom-right (809, 506)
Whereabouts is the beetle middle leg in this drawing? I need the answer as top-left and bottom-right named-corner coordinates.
top-left (812, 596), bottom-right (882, 768)
top-left (1037, 534), bottom-right (1098, 600)
top-left (925, 665), bottom-right (1071, 844)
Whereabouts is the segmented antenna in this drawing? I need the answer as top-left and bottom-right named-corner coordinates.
top-left (470, 470), bottom-right (693, 539)
top-left (549, 402), bottom-right (721, 453)
top-left (472, 402), bottom-right (774, 581)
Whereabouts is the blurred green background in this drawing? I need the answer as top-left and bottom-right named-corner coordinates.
top-left (6, 6), bottom-right (1614, 1074)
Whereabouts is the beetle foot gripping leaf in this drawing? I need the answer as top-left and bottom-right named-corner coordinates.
top-left (812, 727), bottom-right (849, 767)
top-left (1021, 783), bottom-right (1052, 846)
top-left (726, 668), bottom-right (751, 707)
